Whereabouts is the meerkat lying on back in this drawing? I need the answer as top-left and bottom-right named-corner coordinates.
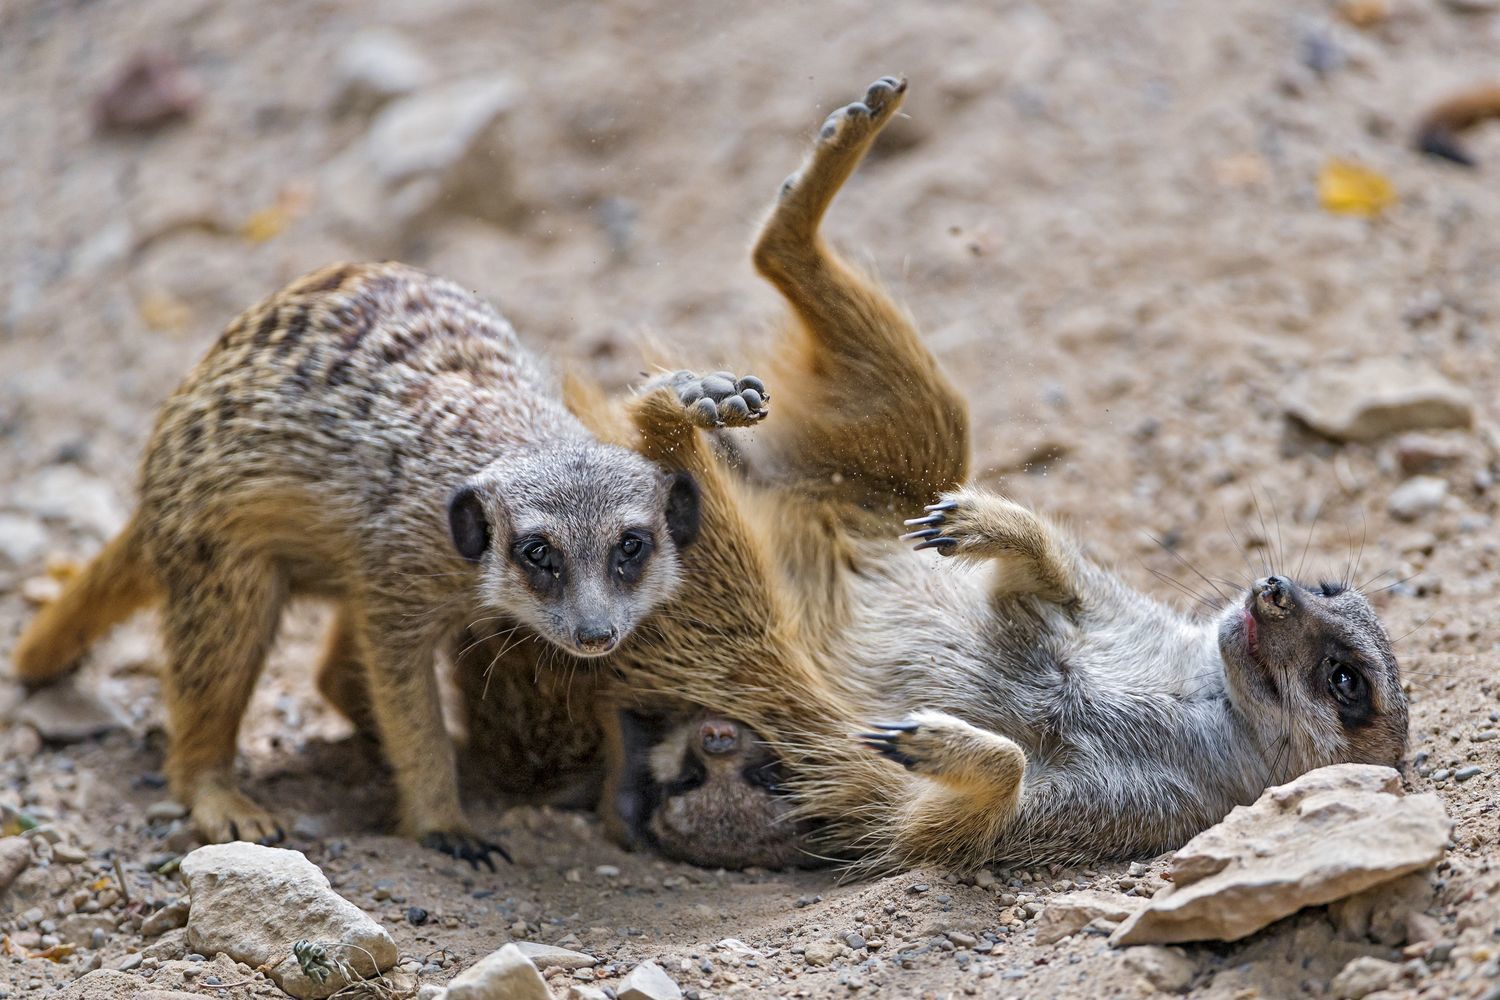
top-left (515, 76), bottom-right (1409, 873)
top-left (11, 262), bottom-right (738, 865)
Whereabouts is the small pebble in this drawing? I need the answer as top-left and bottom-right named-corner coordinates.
top-left (1455, 766), bottom-right (1482, 782)
top-left (406, 906), bottom-right (429, 925)
top-left (594, 865), bottom-right (620, 878)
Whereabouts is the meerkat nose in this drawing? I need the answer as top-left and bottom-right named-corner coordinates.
top-left (575, 622), bottom-right (619, 652)
top-left (1255, 576), bottom-right (1294, 614)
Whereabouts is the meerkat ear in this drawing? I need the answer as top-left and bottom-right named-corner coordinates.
top-left (664, 471), bottom-right (701, 549)
top-left (447, 484), bottom-right (491, 563)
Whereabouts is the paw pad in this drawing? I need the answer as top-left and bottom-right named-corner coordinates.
top-left (669, 370), bottom-right (769, 428)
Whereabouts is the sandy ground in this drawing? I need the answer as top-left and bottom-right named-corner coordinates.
top-left (2, 0), bottom-right (1499, 996)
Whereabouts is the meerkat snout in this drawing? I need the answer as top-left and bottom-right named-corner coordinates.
top-left (448, 443), bottom-right (700, 658)
top-left (1254, 575), bottom-right (1295, 618)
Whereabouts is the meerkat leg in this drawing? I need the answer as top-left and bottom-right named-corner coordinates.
top-left (860, 710), bottom-right (1026, 871)
top-left (160, 552), bottom-right (287, 845)
top-left (747, 76), bottom-right (969, 516)
top-left (314, 603), bottom-right (378, 739)
top-left (354, 603), bottom-right (508, 869)
top-left (901, 487), bottom-right (1080, 606)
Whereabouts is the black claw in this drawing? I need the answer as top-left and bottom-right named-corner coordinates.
top-left (915, 538), bottom-right (959, 552)
top-left (872, 720), bottom-right (920, 732)
top-left (858, 731), bottom-right (898, 744)
top-left (900, 528), bottom-right (941, 542)
top-left (924, 500), bottom-right (959, 512)
top-left (903, 513), bottom-right (944, 527)
top-left (421, 832), bottom-right (513, 871)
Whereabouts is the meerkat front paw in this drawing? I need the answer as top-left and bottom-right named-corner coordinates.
top-left (191, 787), bottom-right (286, 845)
top-left (860, 711), bottom-right (1026, 792)
top-left (662, 370), bottom-right (770, 428)
top-left (419, 828), bottom-right (512, 871)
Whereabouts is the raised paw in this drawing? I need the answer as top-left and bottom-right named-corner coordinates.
top-left (815, 75), bottom-right (908, 150)
top-left (420, 829), bottom-right (512, 871)
top-left (900, 489), bottom-right (1047, 561)
top-left (191, 788), bottom-right (286, 846)
top-left (666, 370), bottom-right (770, 428)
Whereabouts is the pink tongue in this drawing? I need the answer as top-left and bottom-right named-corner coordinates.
top-left (1243, 608), bottom-right (1258, 653)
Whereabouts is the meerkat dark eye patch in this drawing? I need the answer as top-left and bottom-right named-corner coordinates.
top-left (664, 470), bottom-right (701, 549)
top-left (1317, 580), bottom-right (1347, 597)
top-left (447, 485), bottom-right (490, 562)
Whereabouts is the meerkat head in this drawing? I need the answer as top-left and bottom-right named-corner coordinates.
top-left (611, 708), bottom-right (814, 870)
top-left (1217, 575), bottom-right (1408, 778)
top-left (447, 440), bottom-right (700, 658)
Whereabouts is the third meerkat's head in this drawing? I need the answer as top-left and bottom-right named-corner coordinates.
top-left (447, 440), bottom-right (700, 659)
top-left (1217, 575), bottom-right (1408, 777)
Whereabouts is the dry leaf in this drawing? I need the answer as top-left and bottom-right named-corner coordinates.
top-left (1319, 160), bottom-right (1396, 217)
top-left (137, 290), bottom-right (193, 332)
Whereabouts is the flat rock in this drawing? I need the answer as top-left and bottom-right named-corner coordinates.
top-left (0, 836), bottom-right (32, 892)
top-left (1111, 764), bottom-right (1450, 945)
top-left (1388, 476), bottom-right (1448, 521)
top-left (11, 676), bottom-right (130, 742)
top-left (180, 842), bottom-right (396, 999)
top-left (618, 960), bottom-right (683, 1000)
top-left (1286, 359), bottom-right (1474, 442)
top-left (1035, 889), bottom-right (1143, 945)
top-left (1331, 955), bottom-right (1403, 998)
top-left (325, 75), bottom-right (521, 244)
top-left (510, 941), bottom-right (597, 970)
top-left (445, 942), bottom-right (548, 1000)
top-left (333, 29), bottom-right (433, 117)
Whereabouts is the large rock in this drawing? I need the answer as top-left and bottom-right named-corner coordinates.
top-left (1111, 765), bottom-right (1450, 945)
top-left (1286, 359), bottom-right (1474, 442)
top-left (180, 843), bottom-right (396, 999)
top-left (445, 943), bottom-right (549, 1000)
top-left (324, 75), bottom-right (522, 245)
top-left (1035, 889), bottom-right (1143, 945)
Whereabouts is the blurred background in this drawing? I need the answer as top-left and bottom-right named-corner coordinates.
top-left (1, 0), bottom-right (1498, 995)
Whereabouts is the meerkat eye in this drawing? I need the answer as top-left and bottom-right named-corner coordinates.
top-left (620, 535), bottom-right (643, 558)
top-left (1318, 580), bottom-right (1346, 598)
top-left (524, 542), bottom-right (551, 565)
top-left (1325, 657), bottom-right (1364, 703)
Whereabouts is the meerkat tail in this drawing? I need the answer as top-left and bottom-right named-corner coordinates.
top-left (12, 520), bottom-right (159, 686)
top-left (1416, 83), bottom-right (1500, 167)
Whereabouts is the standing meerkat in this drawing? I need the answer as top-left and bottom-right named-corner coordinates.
top-left (11, 262), bottom-right (730, 865)
top-left (533, 76), bottom-right (1409, 873)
